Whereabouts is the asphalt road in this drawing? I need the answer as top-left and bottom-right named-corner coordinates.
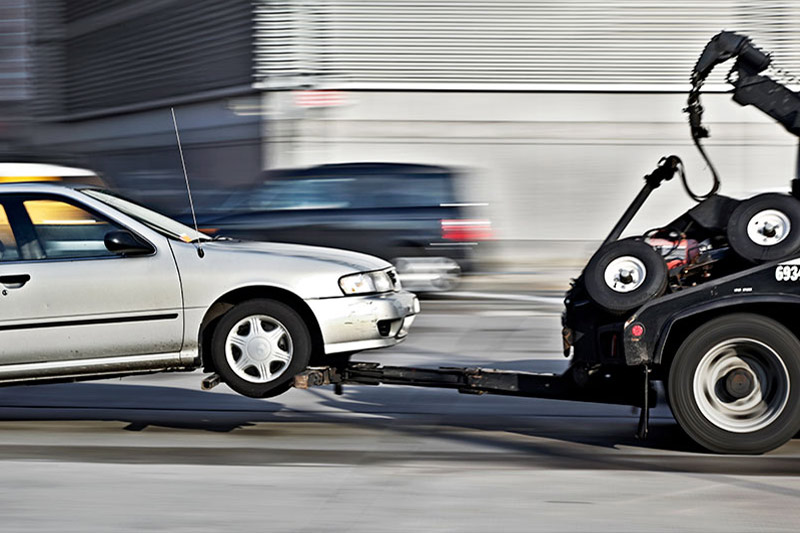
top-left (0, 296), bottom-right (799, 532)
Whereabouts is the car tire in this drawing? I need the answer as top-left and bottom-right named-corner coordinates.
top-left (668, 314), bottom-right (800, 454)
top-left (211, 299), bottom-right (311, 398)
top-left (727, 193), bottom-right (800, 262)
top-left (583, 239), bottom-right (667, 314)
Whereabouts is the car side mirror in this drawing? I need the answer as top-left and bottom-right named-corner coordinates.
top-left (104, 230), bottom-right (154, 256)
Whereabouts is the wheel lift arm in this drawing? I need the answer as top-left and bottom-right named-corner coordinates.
top-left (294, 362), bottom-right (654, 409)
top-left (602, 155), bottom-right (683, 246)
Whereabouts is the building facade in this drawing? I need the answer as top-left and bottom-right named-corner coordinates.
top-left (0, 0), bottom-right (31, 152)
top-left (26, 0), bottom-right (261, 212)
top-left (253, 1), bottom-right (800, 266)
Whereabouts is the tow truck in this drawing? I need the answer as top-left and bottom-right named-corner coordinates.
top-left (289, 33), bottom-right (800, 454)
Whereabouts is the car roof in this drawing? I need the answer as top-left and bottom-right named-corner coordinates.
top-left (0, 181), bottom-right (96, 194)
top-left (0, 162), bottom-right (99, 178)
top-left (263, 162), bottom-right (453, 180)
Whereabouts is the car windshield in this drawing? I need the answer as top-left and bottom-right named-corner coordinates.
top-left (222, 178), bottom-right (354, 212)
top-left (81, 189), bottom-right (210, 242)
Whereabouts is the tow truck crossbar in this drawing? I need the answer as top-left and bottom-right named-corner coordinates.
top-left (294, 363), bottom-right (653, 408)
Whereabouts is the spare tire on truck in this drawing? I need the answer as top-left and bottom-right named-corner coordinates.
top-left (727, 193), bottom-right (800, 263)
top-left (584, 239), bottom-right (668, 314)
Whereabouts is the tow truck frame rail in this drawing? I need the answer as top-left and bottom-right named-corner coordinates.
top-left (294, 363), bottom-right (655, 438)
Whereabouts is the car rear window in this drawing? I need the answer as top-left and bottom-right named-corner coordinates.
top-left (354, 173), bottom-right (456, 208)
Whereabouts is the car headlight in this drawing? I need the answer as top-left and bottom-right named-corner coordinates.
top-left (339, 269), bottom-right (400, 295)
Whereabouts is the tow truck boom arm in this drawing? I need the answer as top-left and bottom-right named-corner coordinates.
top-left (689, 31), bottom-right (800, 139)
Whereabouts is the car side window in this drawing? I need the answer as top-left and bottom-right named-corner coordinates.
top-left (240, 178), bottom-right (354, 211)
top-left (353, 173), bottom-right (456, 209)
top-left (0, 203), bottom-right (19, 261)
top-left (23, 198), bottom-right (122, 260)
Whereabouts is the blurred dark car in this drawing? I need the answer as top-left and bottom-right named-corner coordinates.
top-left (191, 163), bottom-right (491, 291)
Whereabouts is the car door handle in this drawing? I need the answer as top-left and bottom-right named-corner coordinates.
top-left (0, 274), bottom-right (31, 289)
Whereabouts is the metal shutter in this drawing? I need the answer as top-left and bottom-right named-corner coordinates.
top-left (254, 0), bottom-right (800, 91)
top-left (0, 0), bottom-right (29, 101)
top-left (63, 0), bottom-right (131, 23)
top-left (47, 0), bottom-right (254, 117)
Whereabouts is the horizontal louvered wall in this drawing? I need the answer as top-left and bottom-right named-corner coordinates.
top-left (0, 0), bottom-right (29, 101)
top-left (53, 0), bottom-right (253, 117)
top-left (254, 0), bottom-right (800, 91)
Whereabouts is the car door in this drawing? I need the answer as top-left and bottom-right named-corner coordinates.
top-left (0, 192), bottom-right (183, 365)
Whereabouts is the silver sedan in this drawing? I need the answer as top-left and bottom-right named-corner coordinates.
top-left (0, 183), bottom-right (419, 397)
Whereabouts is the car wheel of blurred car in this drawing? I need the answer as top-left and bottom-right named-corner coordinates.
top-left (211, 298), bottom-right (311, 398)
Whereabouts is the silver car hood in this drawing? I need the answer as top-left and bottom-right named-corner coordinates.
top-left (203, 239), bottom-right (390, 272)
top-left (171, 239), bottom-right (393, 304)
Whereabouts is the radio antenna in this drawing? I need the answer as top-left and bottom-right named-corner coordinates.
top-left (171, 107), bottom-right (204, 258)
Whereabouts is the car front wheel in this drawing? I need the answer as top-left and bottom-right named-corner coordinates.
top-left (211, 299), bottom-right (311, 398)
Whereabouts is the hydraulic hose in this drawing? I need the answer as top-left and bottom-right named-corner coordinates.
top-left (687, 130), bottom-right (721, 202)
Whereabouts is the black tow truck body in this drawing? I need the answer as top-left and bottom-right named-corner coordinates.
top-left (295, 162), bottom-right (800, 441)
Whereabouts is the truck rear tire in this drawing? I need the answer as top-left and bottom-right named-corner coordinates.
top-left (668, 313), bottom-right (800, 454)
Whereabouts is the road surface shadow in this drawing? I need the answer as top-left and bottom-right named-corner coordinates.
top-left (0, 381), bottom-right (275, 432)
top-left (0, 380), bottom-right (798, 474)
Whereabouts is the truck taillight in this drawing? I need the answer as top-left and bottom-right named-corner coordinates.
top-left (441, 219), bottom-right (493, 241)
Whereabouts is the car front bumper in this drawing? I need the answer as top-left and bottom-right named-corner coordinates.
top-left (306, 290), bottom-right (420, 355)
